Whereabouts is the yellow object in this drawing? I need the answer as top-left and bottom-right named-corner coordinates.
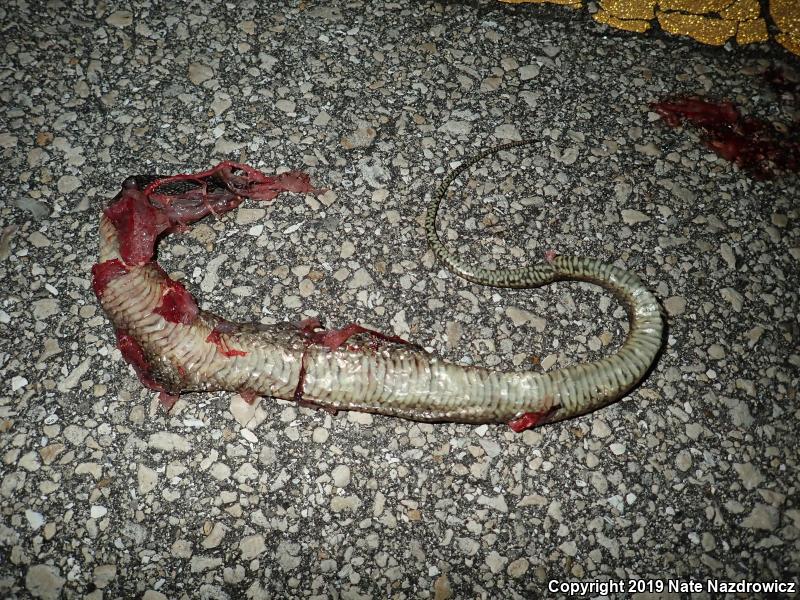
top-left (771, 0), bottom-right (800, 54)
top-left (600, 0), bottom-right (656, 20)
top-left (776, 32), bottom-right (800, 55)
top-left (721, 0), bottom-right (761, 21)
top-left (594, 8), bottom-right (652, 32)
top-left (658, 10), bottom-right (737, 45)
top-left (496, 0), bottom-right (799, 55)
top-left (659, 0), bottom-right (731, 12)
top-left (502, 0), bottom-right (582, 5)
top-left (737, 18), bottom-right (769, 44)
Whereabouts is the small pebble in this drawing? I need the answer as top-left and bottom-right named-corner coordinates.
top-left (331, 464), bottom-right (351, 488)
top-left (90, 506), bottom-right (107, 519)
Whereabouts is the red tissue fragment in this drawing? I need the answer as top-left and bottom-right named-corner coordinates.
top-left (293, 357), bottom-right (309, 404)
top-left (143, 162), bottom-right (321, 206)
top-left (508, 410), bottom-right (552, 433)
top-left (104, 190), bottom-right (171, 266)
top-left (206, 327), bottom-right (248, 358)
top-left (153, 279), bottom-right (199, 325)
top-left (106, 162), bottom-right (322, 266)
top-left (99, 162), bottom-right (322, 406)
top-left (296, 320), bottom-right (412, 351)
top-left (158, 392), bottom-right (180, 411)
top-left (238, 389), bottom-right (259, 405)
top-left (115, 329), bottom-right (166, 393)
top-left (91, 259), bottom-right (129, 298)
top-left (289, 319), bottom-right (412, 406)
top-left (651, 96), bottom-right (799, 179)
top-left (314, 324), bottom-right (385, 351)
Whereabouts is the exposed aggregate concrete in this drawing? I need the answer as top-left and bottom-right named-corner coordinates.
top-left (0, 0), bottom-right (798, 598)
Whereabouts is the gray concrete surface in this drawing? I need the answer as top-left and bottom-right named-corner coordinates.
top-left (1, 0), bottom-right (798, 598)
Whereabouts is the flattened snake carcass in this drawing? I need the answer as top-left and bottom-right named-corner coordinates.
top-left (92, 141), bottom-right (663, 432)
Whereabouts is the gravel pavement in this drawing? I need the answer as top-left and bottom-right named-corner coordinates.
top-left (1, 1), bottom-right (798, 598)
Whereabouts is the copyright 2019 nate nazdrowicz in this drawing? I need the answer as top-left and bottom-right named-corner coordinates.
top-left (548, 578), bottom-right (797, 597)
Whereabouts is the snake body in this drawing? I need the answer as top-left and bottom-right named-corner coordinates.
top-left (93, 144), bottom-right (663, 431)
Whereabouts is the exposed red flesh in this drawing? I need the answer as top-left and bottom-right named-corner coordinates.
top-left (105, 162), bottom-right (322, 267)
top-left (91, 259), bottom-right (130, 297)
top-left (652, 97), bottom-right (738, 128)
top-left (115, 329), bottom-right (166, 393)
top-left (153, 279), bottom-right (199, 325)
top-left (239, 389), bottom-right (260, 405)
top-left (293, 358), bottom-right (308, 403)
top-left (297, 321), bottom-right (412, 351)
top-left (289, 320), bottom-right (412, 407)
top-left (206, 327), bottom-right (248, 358)
top-left (158, 392), bottom-right (180, 411)
top-left (507, 410), bottom-right (553, 432)
top-left (98, 162), bottom-right (324, 409)
top-left (651, 96), bottom-right (799, 179)
top-left (289, 319), bottom-right (410, 405)
top-left (316, 324), bottom-right (375, 351)
top-left (143, 162), bottom-right (320, 204)
top-left (104, 190), bottom-right (171, 266)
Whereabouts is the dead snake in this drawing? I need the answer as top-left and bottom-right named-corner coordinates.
top-left (92, 142), bottom-right (663, 432)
